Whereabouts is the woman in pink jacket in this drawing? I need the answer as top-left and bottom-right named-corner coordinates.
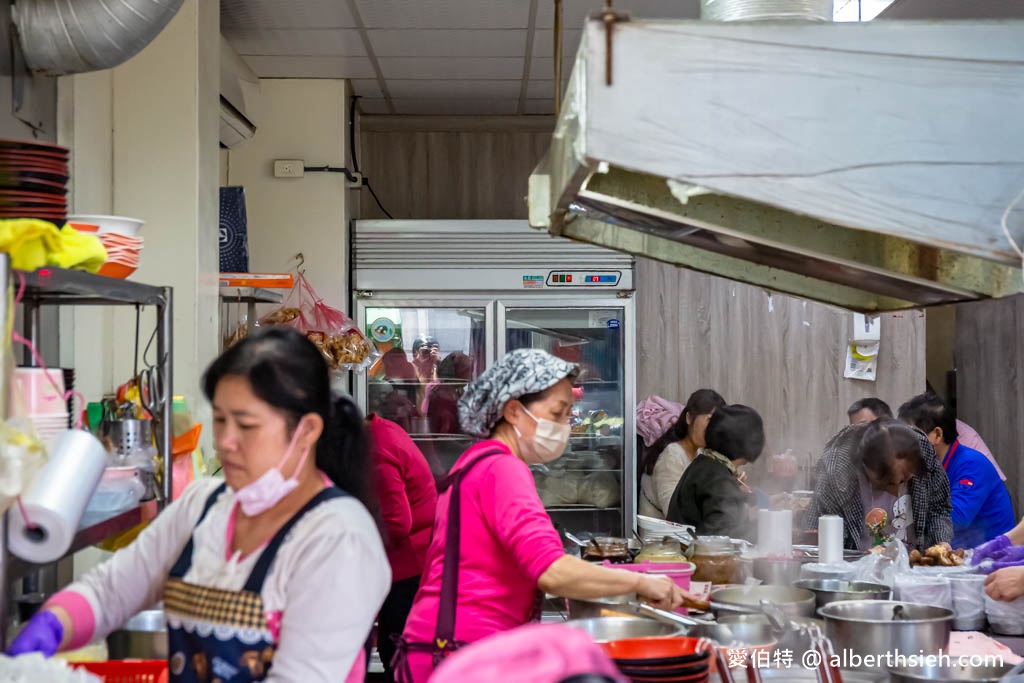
top-left (367, 414), bottom-right (438, 683)
top-left (393, 349), bottom-right (691, 682)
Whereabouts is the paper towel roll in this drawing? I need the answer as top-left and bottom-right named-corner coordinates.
top-left (757, 509), bottom-right (773, 554)
top-left (772, 509), bottom-right (793, 557)
top-left (8, 430), bottom-right (107, 563)
top-left (819, 514), bottom-right (844, 564)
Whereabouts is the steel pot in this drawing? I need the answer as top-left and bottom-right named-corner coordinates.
top-left (107, 609), bottom-right (167, 660)
top-left (793, 579), bottom-right (891, 609)
top-left (888, 661), bottom-right (1015, 682)
top-left (562, 616), bottom-right (681, 642)
top-left (753, 557), bottom-right (803, 586)
top-left (818, 600), bottom-right (953, 672)
top-left (631, 603), bottom-right (776, 649)
top-left (710, 586), bottom-right (817, 619)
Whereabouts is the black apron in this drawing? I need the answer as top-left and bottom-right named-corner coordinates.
top-left (165, 483), bottom-right (347, 683)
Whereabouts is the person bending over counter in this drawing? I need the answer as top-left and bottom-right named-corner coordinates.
top-left (803, 419), bottom-right (952, 551)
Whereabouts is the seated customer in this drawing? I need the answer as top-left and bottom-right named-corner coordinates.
top-left (898, 393), bottom-right (1014, 548)
top-left (803, 419), bottom-right (952, 551)
top-left (666, 404), bottom-right (764, 538)
top-left (847, 397), bottom-right (893, 425)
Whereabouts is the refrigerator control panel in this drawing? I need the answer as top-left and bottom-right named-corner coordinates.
top-left (545, 271), bottom-right (622, 287)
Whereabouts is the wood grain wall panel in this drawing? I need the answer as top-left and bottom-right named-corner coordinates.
top-left (636, 257), bottom-right (927, 486)
top-left (359, 128), bottom-right (550, 219)
top-left (955, 294), bottom-right (1024, 514)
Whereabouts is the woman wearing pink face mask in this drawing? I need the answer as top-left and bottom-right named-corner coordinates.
top-left (393, 349), bottom-right (691, 683)
top-left (7, 327), bottom-right (390, 683)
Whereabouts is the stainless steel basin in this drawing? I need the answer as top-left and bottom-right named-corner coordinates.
top-left (107, 609), bottom-right (166, 660)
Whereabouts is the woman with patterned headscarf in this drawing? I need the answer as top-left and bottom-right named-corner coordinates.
top-left (393, 349), bottom-right (692, 683)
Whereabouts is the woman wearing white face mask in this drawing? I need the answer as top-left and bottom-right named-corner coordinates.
top-left (394, 349), bottom-right (691, 683)
top-left (7, 327), bottom-right (391, 683)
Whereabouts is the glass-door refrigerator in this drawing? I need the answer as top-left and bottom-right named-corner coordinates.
top-left (353, 220), bottom-right (636, 538)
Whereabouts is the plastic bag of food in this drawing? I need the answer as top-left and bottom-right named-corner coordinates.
top-left (850, 539), bottom-right (909, 588)
top-left (894, 573), bottom-right (952, 610)
top-left (259, 273), bottom-right (377, 374)
top-left (578, 472), bottom-right (621, 508)
top-left (985, 593), bottom-right (1024, 635)
top-left (949, 574), bottom-right (987, 630)
top-left (0, 653), bottom-right (100, 683)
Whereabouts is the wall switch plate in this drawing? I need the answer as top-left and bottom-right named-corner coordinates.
top-left (274, 159), bottom-right (304, 178)
top-left (852, 312), bottom-right (881, 342)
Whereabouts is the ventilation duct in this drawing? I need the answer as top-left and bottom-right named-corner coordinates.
top-left (700, 0), bottom-right (833, 21)
top-left (9, 0), bottom-right (184, 76)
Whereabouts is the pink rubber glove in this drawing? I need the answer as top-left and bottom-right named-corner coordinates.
top-left (6, 610), bottom-right (63, 657)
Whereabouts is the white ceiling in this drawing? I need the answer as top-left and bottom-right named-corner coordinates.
top-left (221, 0), bottom-right (1024, 116)
top-left (221, 0), bottom-right (702, 116)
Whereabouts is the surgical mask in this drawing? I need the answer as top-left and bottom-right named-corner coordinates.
top-left (234, 421), bottom-right (312, 516)
top-left (514, 407), bottom-right (570, 464)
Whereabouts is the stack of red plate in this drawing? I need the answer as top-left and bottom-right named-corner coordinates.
top-left (601, 637), bottom-right (715, 683)
top-left (0, 139), bottom-right (69, 223)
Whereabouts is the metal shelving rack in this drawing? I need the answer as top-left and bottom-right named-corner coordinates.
top-left (219, 286), bottom-right (283, 332)
top-left (0, 254), bottom-right (174, 645)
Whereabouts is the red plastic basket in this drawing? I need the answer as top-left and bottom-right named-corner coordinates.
top-left (73, 661), bottom-right (168, 683)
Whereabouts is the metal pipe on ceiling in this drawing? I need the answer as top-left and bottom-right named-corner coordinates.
top-left (10, 0), bottom-right (185, 75)
top-left (700, 0), bottom-right (834, 21)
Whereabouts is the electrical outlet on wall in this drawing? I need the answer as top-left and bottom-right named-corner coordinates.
top-left (852, 312), bottom-right (881, 342)
top-left (274, 159), bottom-right (305, 178)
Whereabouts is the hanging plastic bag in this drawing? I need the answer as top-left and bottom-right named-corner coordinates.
top-left (850, 539), bottom-right (910, 588)
top-left (259, 272), bottom-right (377, 374)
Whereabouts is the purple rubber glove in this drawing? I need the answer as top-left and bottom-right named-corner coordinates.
top-left (988, 558), bottom-right (1024, 572)
top-left (972, 534), bottom-right (1012, 564)
top-left (6, 610), bottom-right (63, 657)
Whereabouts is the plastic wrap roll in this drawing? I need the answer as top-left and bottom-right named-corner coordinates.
top-left (818, 514), bottom-right (844, 564)
top-left (8, 430), bottom-right (107, 563)
top-left (757, 509), bottom-right (773, 554)
top-left (772, 509), bottom-right (793, 557)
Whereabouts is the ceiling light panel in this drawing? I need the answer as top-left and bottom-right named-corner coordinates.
top-left (536, 0), bottom-right (700, 29)
top-left (355, 0), bottom-right (532, 29)
top-left (386, 79), bottom-right (523, 99)
top-left (242, 56), bottom-right (377, 79)
top-left (378, 56), bottom-right (525, 79)
top-left (221, 0), bottom-right (356, 29)
top-left (367, 29), bottom-right (528, 57)
top-left (224, 29), bottom-right (366, 56)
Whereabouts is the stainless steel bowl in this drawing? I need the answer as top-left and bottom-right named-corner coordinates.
top-left (819, 600), bottom-right (953, 672)
top-left (710, 585), bottom-right (817, 619)
top-left (794, 579), bottom-right (891, 609)
top-left (107, 609), bottom-right (166, 660)
top-left (888, 661), bottom-right (1015, 682)
top-left (562, 616), bottom-right (681, 642)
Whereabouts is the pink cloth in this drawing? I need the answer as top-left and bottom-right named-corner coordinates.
top-left (401, 441), bottom-right (566, 683)
top-left (957, 420), bottom-right (1006, 482)
top-left (45, 590), bottom-right (96, 652)
top-left (636, 396), bottom-right (685, 447)
top-left (431, 623), bottom-right (627, 683)
top-left (948, 631), bottom-right (1023, 664)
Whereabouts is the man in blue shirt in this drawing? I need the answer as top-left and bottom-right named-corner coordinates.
top-left (899, 393), bottom-right (1015, 548)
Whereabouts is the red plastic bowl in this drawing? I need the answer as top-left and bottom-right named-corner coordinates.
top-left (601, 636), bottom-right (712, 667)
top-left (618, 659), bottom-right (711, 678)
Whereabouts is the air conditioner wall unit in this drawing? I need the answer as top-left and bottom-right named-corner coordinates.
top-left (220, 36), bottom-right (259, 148)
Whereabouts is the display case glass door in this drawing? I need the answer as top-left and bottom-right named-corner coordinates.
top-left (503, 306), bottom-right (626, 537)
top-left (363, 305), bottom-right (488, 479)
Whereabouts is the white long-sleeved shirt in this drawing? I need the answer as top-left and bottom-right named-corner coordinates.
top-left (66, 477), bottom-right (391, 683)
top-left (638, 442), bottom-right (691, 519)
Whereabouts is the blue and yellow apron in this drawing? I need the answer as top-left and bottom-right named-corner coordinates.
top-left (164, 483), bottom-right (346, 683)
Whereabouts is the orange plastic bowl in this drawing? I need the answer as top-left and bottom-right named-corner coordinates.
top-left (98, 261), bottom-right (137, 279)
top-left (68, 221), bottom-right (99, 233)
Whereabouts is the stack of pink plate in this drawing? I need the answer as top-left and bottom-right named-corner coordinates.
top-left (97, 233), bottom-right (143, 279)
top-left (13, 367), bottom-right (70, 450)
top-left (0, 139), bottom-right (69, 222)
top-left (68, 214), bottom-right (144, 279)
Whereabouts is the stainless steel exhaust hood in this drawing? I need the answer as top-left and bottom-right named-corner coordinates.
top-left (528, 17), bottom-right (1024, 312)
